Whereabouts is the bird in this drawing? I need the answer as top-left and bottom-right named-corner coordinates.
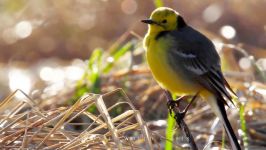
top-left (141, 7), bottom-right (241, 150)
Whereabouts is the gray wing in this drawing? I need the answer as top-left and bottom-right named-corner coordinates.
top-left (166, 27), bottom-right (235, 105)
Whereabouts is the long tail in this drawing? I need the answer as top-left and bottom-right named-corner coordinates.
top-left (207, 94), bottom-right (241, 150)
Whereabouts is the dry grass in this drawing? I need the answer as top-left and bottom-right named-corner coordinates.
top-left (0, 89), bottom-right (156, 149)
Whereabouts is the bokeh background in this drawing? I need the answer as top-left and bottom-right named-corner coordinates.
top-left (0, 0), bottom-right (266, 149)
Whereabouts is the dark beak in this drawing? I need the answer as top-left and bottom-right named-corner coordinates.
top-left (141, 19), bottom-right (155, 24)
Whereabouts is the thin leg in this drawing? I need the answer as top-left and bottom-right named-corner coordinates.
top-left (164, 90), bottom-right (199, 120)
top-left (164, 90), bottom-right (199, 150)
top-left (165, 90), bottom-right (181, 115)
top-left (180, 92), bottom-right (199, 118)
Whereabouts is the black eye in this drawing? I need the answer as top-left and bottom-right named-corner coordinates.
top-left (162, 19), bottom-right (167, 23)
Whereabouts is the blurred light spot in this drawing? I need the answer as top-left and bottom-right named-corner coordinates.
top-left (239, 97), bottom-right (247, 103)
top-left (151, 120), bottom-right (166, 126)
top-left (202, 4), bottom-right (223, 23)
top-left (247, 110), bottom-right (253, 116)
top-left (256, 59), bottom-right (266, 70)
top-left (51, 68), bottom-right (65, 82)
top-left (121, 0), bottom-right (137, 15)
top-left (91, 64), bottom-right (99, 73)
top-left (220, 25), bottom-right (236, 39)
top-left (65, 66), bottom-right (84, 81)
top-left (15, 21), bottom-right (32, 39)
top-left (40, 67), bottom-right (54, 81)
top-left (255, 88), bottom-right (266, 97)
top-left (8, 69), bottom-right (32, 97)
top-left (88, 134), bottom-right (97, 140)
top-left (14, 141), bottom-right (21, 144)
top-left (239, 57), bottom-right (251, 70)
top-left (238, 129), bottom-right (244, 136)
top-left (132, 65), bottom-right (139, 70)
top-left (210, 147), bottom-right (222, 150)
top-left (2, 28), bottom-right (17, 44)
top-left (243, 82), bottom-right (250, 88)
top-left (107, 57), bottom-right (114, 63)
top-left (248, 84), bottom-right (256, 92)
top-left (38, 37), bottom-right (56, 53)
top-left (78, 15), bottom-right (95, 30)
top-left (40, 67), bottom-right (65, 83)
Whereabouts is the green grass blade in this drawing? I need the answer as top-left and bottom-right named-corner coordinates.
top-left (239, 103), bottom-right (248, 149)
top-left (88, 48), bottom-right (103, 93)
top-left (165, 112), bottom-right (175, 150)
top-left (165, 94), bottom-right (178, 150)
top-left (88, 48), bottom-right (103, 71)
top-left (222, 128), bottom-right (225, 149)
top-left (103, 41), bottom-right (133, 73)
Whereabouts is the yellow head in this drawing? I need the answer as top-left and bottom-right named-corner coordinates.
top-left (142, 7), bottom-right (186, 33)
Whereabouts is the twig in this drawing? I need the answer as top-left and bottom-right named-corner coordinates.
top-left (164, 91), bottom-right (198, 150)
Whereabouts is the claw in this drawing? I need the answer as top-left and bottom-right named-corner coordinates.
top-left (167, 99), bottom-right (178, 116)
top-left (165, 90), bottom-right (199, 120)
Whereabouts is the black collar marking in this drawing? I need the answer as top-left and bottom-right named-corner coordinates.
top-left (177, 16), bottom-right (187, 29)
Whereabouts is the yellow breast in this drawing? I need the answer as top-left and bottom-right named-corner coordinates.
top-left (144, 35), bottom-right (200, 95)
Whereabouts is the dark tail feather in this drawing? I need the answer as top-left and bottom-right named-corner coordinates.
top-left (208, 95), bottom-right (241, 150)
top-left (223, 77), bottom-right (237, 97)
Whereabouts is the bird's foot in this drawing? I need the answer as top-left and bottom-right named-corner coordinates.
top-left (167, 95), bottom-right (190, 115)
top-left (165, 91), bottom-right (199, 120)
top-left (167, 99), bottom-right (178, 116)
top-left (167, 97), bottom-right (187, 120)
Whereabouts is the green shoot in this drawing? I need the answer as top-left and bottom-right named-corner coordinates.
top-left (165, 94), bottom-right (177, 150)
top-left (103, 41), bottom-right (134, 73)
top-left (165, 112), bottom-right (175, 150)
top-left (222, 128), bottom-right (225, 149)
top-left (239, 103), bottom-right (248, 149)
